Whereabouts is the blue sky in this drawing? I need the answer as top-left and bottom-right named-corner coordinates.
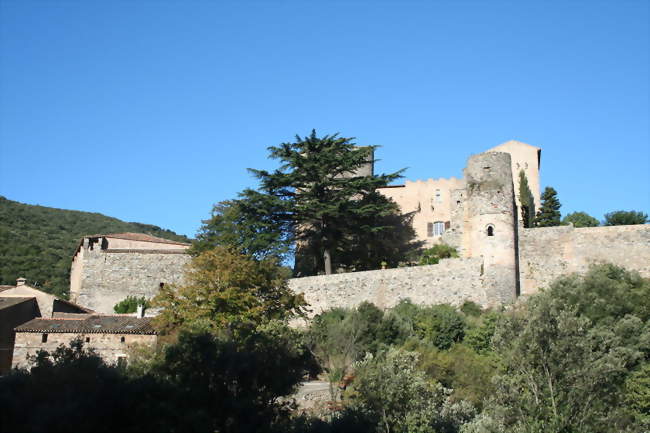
top-left (1, 0), bottom-right (648, 238)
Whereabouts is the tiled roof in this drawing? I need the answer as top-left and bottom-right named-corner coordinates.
top-left (15, 315), bottom-right (157, 335)
top-left (0, 297), bottom-right (35, 310)
top-left (88, 232), bottom-right (190, 246)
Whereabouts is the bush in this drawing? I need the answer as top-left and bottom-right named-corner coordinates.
top-left (113, 296), bottom-right (150, 314)
top-left (414, 304), bottom-right (466, 350)
top-left (419, 244), bottom-right (459, 265)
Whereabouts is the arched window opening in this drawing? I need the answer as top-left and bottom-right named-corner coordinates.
top-left (487, 225), bottom-right (495, 237)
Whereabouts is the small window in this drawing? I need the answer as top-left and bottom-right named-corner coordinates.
top-left (85, 337), bottom-right (90, 343)
top-left (433, 221), bottom-right (445, 236)
top-left (41, 333), bottom-right (48, 343)
top-left (120, 336), bottom-right (125, 343)
top-left (487, 225), bottom-right (495, 236)
top-left (435, 189), bottom-right (442, 203)
top-left (159, 282), bottom-right (165, 289)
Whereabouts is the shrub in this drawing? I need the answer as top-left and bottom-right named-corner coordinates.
top-left (419, 244), bottom-right (459, 265)
top-left (113, 296), bottom-right (150, 314)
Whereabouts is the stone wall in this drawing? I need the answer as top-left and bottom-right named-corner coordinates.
top-left (289, 257), bottom-right (487, 316)
top-left (70, 250), bottom-right (190, 313)
top-left (519, 224), bottom-right (650, 296)
top-left (12, 331), bottom-right (157, 368)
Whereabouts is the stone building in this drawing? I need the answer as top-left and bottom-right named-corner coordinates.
top-left (12, 315), bottom-right (157, 369)
top-left (0, 278), bottom-right (92, 373)
top-left (70, 233), bottom-right (191, 314)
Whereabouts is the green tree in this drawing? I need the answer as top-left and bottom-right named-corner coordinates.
top-left (345, 348), bottom-right (476, 433)
top-left (534, 186), bottom-right (561, 227)
top-left (191, 193), bottom-right (292, 261)
top-left (604, 210), bottom-right (649, 226)
top-left (561, 211), bottom-right (600, 227)
top-left (152, 247), bottom-right (306, 334)
top-left (518, 170), bottom-right (536, 228)
top-left (484, 264), bottom-right (649, 432)
top-left (248, 130), bottom-right (404, 275)
top-left (113, 296), bottom-right (150, 314)
top-left (419, 244), bottom-right (459, 265)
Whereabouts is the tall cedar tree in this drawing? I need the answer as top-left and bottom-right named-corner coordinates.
top-left (534, 186), bottom-right (562, 227)
top-left (249, 130), bottom-right (404, 275)
top-left (518, 170), bottom-right (536, 228)
top-left (191, 192), bottom-right (292, 262)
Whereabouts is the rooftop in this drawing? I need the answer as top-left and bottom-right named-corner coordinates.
top-left (0, 297), bottom-right (35, 310)
top-left (15, 315), bottom-right (157, 335)
top-left (86, 232), bottom-right (190, 246)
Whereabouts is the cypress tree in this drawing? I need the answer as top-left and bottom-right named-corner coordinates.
top-left (534, 186), bottom-right (562, 227)
top-left (518, 170), bottom-right (536, 228)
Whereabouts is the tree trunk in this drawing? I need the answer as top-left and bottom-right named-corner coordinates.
top-left (324, 248), bottom-right (332, 275)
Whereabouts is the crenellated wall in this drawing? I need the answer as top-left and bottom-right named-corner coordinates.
top-left (518, 224), bottom-right (650, 296)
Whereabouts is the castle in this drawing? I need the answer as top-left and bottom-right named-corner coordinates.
top-left (67, 141), bottom-right (650, 315)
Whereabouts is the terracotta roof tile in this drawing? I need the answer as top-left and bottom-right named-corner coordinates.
top-left (15, 315), bottom-right (157, 334)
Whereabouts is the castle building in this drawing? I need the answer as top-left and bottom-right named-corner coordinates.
top-left (70, 233), bottom-right (190, 314)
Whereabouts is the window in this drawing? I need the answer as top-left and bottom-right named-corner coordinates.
top-left (120, 336), bottom-right (125, 343)
top-left (41, 333), bottom-right (48, 343)
top-left (435, 189), bottom-right (442, 203)
top-left (487, 225), bottom-right (495, 236)
top-left (85, 337), bottom-right (90, 343)
top-left (433, 221), bottom-right (445, 236)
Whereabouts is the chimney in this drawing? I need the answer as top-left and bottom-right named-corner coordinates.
top-left (136, 304), bottom-right (144, 318)
top-left (16, 277), bottom-right (26, 286)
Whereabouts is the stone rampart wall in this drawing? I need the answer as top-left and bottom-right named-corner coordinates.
top-left (288, 257), bottom-right (487, 316)
top-left (71, 250), bottom-right (190, 313)
top-left (519, 224), bottom-right (650, 296)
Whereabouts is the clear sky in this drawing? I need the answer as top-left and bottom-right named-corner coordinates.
top-left (1, 0), bottom-right (648, 238)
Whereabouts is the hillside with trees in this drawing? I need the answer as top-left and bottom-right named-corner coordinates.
top-left (0, 196), bottom-right (190, 297)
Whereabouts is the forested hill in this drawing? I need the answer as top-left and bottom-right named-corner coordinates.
top-left (0, 196), bottom-right (192, 297)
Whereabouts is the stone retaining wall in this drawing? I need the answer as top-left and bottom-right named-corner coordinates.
top-left (288, 257), bottom-right (486, 315)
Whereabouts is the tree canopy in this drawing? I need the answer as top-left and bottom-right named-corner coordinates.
top-left (604, 210), bottom-right (649, 226)
top-left (518, 170), bottom-right (536, 228)
top-left (562, 211), bottom-right (600, 227)
top-left (247, 130), bottom-right (412, 275)
top-left (534, 186), bottom-right (562, 227)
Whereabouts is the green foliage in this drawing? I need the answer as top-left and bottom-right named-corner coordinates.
top-left (464, 312), bottom-right (501, 354)
top-left (0, 196), bottom-right (190, 297)
top-left (604, 210), bottom-right (649, 226)
top-left (485, 264), bottom-right (649, 432)
top-left (113, 296), bottom-right (151, 314)
top-left (191, 195), bottom-right (292, 261)
top-left (419, 243), bottom-right (459, 265)
top-left (624, 362), bottom-right (650, 429)
top-left (248, 130), bottom-right (412, 275)
top-left (153, 246), bottom-right (306, 334)
top-left (561, 210), bottom-right (600, 227)
top-left (518, 170), bottom-right (536, 228)
top-left (413, 304), bottom-right (466, 350)
top-left (345, 348), bottom-right (476, 433)
top-left (534, 186), bottom-right (561, 227)
top-left (459, 301), bottom-right (483, 317)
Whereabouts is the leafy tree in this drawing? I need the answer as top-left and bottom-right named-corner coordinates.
top-left (344, 348), bottom-right (476, 433)
top-left (152, 246), bottom-right (306, 334)
top-left (113, 296), bottom-right (151, 314)
top-left (191, 194), bottom-right (292, 261)
top-left (561, 211), bottom-right (600, 227)
top-left (534, 186), bottom-right (561, 227)
top-left (624, 362), bottom-right (650, 429)
top-left (518, 170), bottom-right (536, 228)
top-left (248, 130), bottom-right (405, 275)
top-left (413, 304), bottom-right (466, 350)
top-left (419, 243), bottom-right (459, 265)
top-left (604, 210), bottom-right (649, 226)
top-left (485, 264), bottom-right (649, 432)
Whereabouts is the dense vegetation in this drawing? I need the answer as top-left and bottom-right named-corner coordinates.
top-left (2, 257), bottom-right (647, 432)
top-left (0, 196), bottom-right (190, 297)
